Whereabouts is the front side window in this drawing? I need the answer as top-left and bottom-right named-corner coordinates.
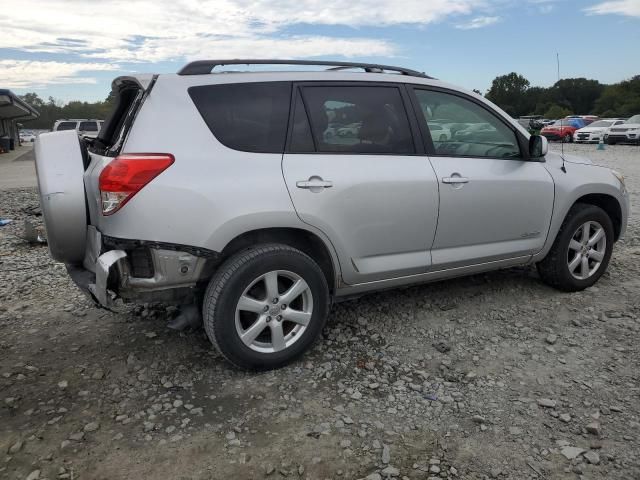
top-left (295, 85), bottom-right (414, 154)
top-left (188, 82), bottom-right (291, 153)
top-left (414, 89), bottom-right (521, 159)
top-left (56, 121), bottom-right (77, 131)
top-left (79, 121), bottom-right (98, 132)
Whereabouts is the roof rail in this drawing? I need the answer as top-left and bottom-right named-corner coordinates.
top-left (177, 59), bottom-right (432, 78)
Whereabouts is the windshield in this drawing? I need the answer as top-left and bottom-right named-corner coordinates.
top-left (588, 120), bottom-right (613, 128)
top-left (627, 115), bottom-right (640, 124)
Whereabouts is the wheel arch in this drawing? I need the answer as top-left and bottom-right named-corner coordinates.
top-left (572, 193), bottom-right (622, 241)
top-left (217, 228), bottom-right (339, 292)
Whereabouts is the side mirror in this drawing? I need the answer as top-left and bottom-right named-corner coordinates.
top-left (529, 134), bottom-right (548, 160)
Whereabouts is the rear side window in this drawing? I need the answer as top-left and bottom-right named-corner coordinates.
top-left (189, 82), bottom-right (292, 153)
top-left (293, 85), bottom-right (415, 154)
top-left (79, 121), bottom-right (98, 132)
top-left (56, 121), bottom-right (77, 131)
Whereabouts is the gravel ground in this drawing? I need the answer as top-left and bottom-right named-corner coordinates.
top-left (1, 144), bottom-right (639, 480)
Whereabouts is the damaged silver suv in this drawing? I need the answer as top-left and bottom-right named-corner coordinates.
top-left (35, 60), bottom-right (629, 370)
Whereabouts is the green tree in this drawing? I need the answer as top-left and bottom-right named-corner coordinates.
top-left (549, 78), bottom-right (604, 114)
top-left (19, 92), bottom-right (45, 109)
top-left (18, 91), bottom-right (115, 129)
top-left (594, 75), bottom-right (640, 117)
top-left (544, 105), bottom-right (572, 119)
top-left (485, 72), bottom-right (530, 117)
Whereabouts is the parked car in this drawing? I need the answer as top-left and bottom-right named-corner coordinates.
top-left (607, 114), bottom-right (640, 145)
top-left (19, 130), bottom-right (36, 143)
top-left (52, 119), bottom-right (103, 138)
top-left (574, 119), bottom-right (626, 143)
top-left (453, 122), bottom-right (498, 142)
top-left (566, 115), bottom-right (599, 125)
top-left (540, 118), bottom-right (586, 142)
top-left (34, 60), bottom-right (629, 370)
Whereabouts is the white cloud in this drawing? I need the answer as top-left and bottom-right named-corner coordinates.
top-left (0, 0), bottom-right (484, 62)
top-left (82, 36), bottom-right (396, 63)
top-left (0, 60), bottom-right (119, 89)
top-left (455, 16), bottom-right (500, 29)
top-left (0, 0), bottom-right (491, 87)
top-left (585, 0), bottom-right (640, 17)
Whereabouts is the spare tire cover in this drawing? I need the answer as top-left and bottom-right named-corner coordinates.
top-left (34, 130), bottom-right (88, 265)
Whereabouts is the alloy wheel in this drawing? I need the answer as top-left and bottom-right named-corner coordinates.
top-left (235, 270), bottom-right (313, 353)
top-left (567, 221), bottom-right (607, 280)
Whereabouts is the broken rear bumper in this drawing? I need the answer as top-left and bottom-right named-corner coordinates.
top-left (66, 226), bottom-right (219, 308)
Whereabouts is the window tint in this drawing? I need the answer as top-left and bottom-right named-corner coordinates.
top-left (79, 121), bottom-right (98, 132)
top-left (56, 121), bottom-right (77, 131)
top-left (188, 82), bottom-right (292, 153)
top-left (299, 86), bottom-right (414, 154)
top-left (414, 89), bottom-right (521, 159)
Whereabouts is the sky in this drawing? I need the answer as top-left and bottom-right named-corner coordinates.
top-left (1, 0), bottom-right (639, 103)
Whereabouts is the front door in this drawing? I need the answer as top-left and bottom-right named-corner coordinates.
top-left (282, 83), bottom-right (439, 284)
top-left (411, 87), bottom-right (555, 269)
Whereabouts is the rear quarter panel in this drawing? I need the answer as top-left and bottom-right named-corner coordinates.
top-left (91, 75), bottom-right (308, 253)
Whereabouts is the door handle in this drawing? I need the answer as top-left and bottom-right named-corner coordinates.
top-left (442, 176), bottom-right (469, 184)
top-left (296, 177), bottom-right (333, 189)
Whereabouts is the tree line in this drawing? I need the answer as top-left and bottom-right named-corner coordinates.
top-left (485, 72), bottom-right (640, 119)
top-left (17, 72), bottom-right (640, 129)
top-left (18, 92), bottom-right (115, 130)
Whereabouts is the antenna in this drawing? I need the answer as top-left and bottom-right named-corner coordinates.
top-left (557, 52), bottom-right (567, 173)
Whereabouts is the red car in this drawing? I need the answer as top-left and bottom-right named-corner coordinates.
top-left (540, 118), bottom-right (586, 142)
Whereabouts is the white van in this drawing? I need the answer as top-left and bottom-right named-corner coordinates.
top-left (52, 119), bottom-right (103, 138)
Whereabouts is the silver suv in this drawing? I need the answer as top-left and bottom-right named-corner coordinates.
top-left (35, 60), bottom-right (629, 370)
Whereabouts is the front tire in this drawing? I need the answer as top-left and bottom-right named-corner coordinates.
top-left (537, 204), bottom-right (614, 292)
top-left (203, 244), bottom-right (330, 370)
top-left (563, 133), bottom-right (572, 143)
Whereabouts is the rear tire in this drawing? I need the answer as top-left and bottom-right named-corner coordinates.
top-left (563, 133), bottom-right (572, 143)
top-left (203, 244), bottom-right (330, 370)
top-left (537, 204), bottom-right (614, 292)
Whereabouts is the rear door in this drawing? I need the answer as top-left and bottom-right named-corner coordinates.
top-left (282, 83), bottom-right (439, 284)
top-left (410, 87), bottom-right (554, 270)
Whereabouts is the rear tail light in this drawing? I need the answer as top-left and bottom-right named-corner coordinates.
top-left (99, 153), bottom-right (174, 215)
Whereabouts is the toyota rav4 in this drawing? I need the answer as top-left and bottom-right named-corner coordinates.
top-left (35, 60), bottom-right (629, 370)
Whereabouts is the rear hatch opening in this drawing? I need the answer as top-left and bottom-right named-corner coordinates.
top-left (83, 75), bottom-right (157, 226)
top-left (88, 75), bottom-right (157, 159)
top-left (78, 75), bottom-right (160, 305)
